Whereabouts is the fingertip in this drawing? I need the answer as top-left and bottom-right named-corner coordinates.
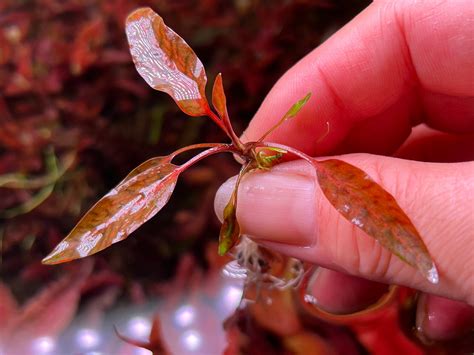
top-left (214, 175), bottom-right (237, 223)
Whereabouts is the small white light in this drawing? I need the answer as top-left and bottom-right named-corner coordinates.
top-left (127, 316), bottom-right (151, 338)
top-left (218, 284), bottom-right (243, 314)
top-left (76, 328), bottom-right (100, 349)
top-left (181, 330), bottom-right (201, 351)
top-left (224, 285), bottom-right (243, 305)
top-left (174, 304), bottom-right (195, 328)
top-left (31, 337), bottom-right (55, 354)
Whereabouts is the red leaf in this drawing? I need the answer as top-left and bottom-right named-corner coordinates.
top-left (212, 73), bottom-right (228, 120)
top-left (42, 156), bottom-right (180, 264)
top-left (315, 159), bottom-right (438, 284)
top-left (70, 18), bottom-right (106, 75)
top-left (125, 8), bottom-right (210, 116)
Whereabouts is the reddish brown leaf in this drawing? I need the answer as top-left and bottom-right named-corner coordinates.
top-left (126, 8), bottom-right (210, 116)
top-left (42, 156), bottom-right (180, 264)
top-left (315, 159), bottom-right (438, 284)
top-left (212, 73), bottom-right (228, 120)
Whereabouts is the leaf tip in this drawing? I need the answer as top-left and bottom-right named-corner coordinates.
top-left (426, 264), bottom-right (439, 284)
top-left (218, 242), bottom-right (228, 256)
top-left (41, 240), bottom-right (74, 265)
top-left (41, 255), bottom-right (60, 265)
top-left (126, 7), bottom-right (154, 23)
top-left (41, 253), bottom-right (66, 265)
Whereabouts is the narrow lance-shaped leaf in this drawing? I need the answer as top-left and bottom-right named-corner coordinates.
top-left (212, 73), bottom-right (228, 121)
top-left (42, 156), bottom-right (180, 265)
top-left (315, 159), bottom-right (438, 284)
top-left (258, 92), bottom-right (311, 142)
top-left (126, 8), bottom-right (210, 116)
top-left (218, 190), bottom-right (240, 256)
top-left (218, 164), bottom-right (251, 256)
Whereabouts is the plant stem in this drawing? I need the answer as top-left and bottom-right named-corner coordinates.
top-left (207, 110), bottom-right (245, 152)
top-left (176, 144), bottom-right (239, 173)
top-left (170, 142), bottom-right (227, 159)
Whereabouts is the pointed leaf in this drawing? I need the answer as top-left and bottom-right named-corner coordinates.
top-left (315, 159), bottom-right (438, 284)
top-left (212, 73), bottom-right (227, 120)
top-left (258, 93), bottom-right (311, 142)
top-left (126, 8), bottom-right (210, 116)
top-left (284, 92), bottom-right (311, 120)
top-left (218, 194), bottom-right (240, 256)
top-left (218, 163), bottom-right (252, 256)
top-left (42, 156), bottom-right (180, 264)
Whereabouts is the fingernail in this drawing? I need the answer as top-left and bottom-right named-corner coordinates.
top-left (214, 171), bottom-right (316, 246)
top-left (416, 294), bottom-right (474, 341)
top-left (308, 268), bottom-right (389, 315)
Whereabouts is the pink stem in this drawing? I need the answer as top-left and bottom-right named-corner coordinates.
top-left (170, 142), bottom-right (226, 160)
top-left (207, 110), bottom-right (245, 151)
top-left (176, 144), bottom-right (238, 173)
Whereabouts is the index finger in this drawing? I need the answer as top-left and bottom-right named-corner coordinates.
top-left (243, 0), bottom-right (474, 156)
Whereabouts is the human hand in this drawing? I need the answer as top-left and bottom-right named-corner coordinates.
top-left (215, 0), bottom-right (474, 342)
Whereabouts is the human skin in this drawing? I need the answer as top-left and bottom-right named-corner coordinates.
top-left (215, 0), bottom-right (474, 340)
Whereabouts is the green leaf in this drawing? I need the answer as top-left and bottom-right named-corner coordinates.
top-left (0, 149), bottom-right (76, 219)
top-left (126, 8), bottom-right (210, 116)
top-left (258, 93), bottom-right (311, 142)
top-left (42, 156), bottom-right (180, 264)
top-left (315, 159), bottom-right (438, 284)
top-left (218, 192), bottom-right (240, 256)
top-left (218, 163), bottom-right (252, 256)
top-left (284, 92), bottom-right (311, 120)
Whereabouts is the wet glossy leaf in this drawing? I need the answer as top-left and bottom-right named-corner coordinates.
top-left (42, 156), bottom-right (180, 264)
top-left (126, 8), bottom-right (210, 116)
top-left (218, 192), bottom-right (240, 256)
top-left (315, 159), bottom-right (438, 284)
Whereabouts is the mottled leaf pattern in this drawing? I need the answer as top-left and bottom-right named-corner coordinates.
top-left (42, 157), bottom-right (179, 264)
top-left (126, 8), bottom-right (210, 116)
top-left (315, 159), bottom-right (438, 284)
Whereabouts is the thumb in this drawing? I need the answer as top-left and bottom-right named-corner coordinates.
top-left (214, 154), bottom-right (474, 304)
